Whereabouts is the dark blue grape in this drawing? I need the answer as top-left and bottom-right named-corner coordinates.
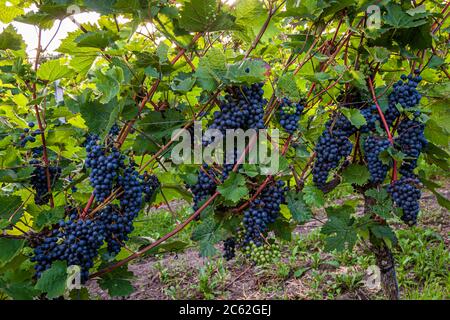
top-left (279, 98), bottom-right (304, 134)
top-left (387, 176), bottom-right (422, 225)
top-left (363, 136), bottom-right (390, 184)
top-left (312, 114), bottom-right (356, 188)
top-left (396, 118), bottom-right (427, 178)
top-left (31, 208), bottom-right (107, 283)
top-left (30, 165), bottom-right (61, 205)
top-left (223, 237), bottom-right (236, 260)
top-left (242, 180), bottom-right (286, 246)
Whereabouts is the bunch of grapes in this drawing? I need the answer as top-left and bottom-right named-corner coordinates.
top-left (222, 237), bottom-right (236, 261)
top-left (387, 176), bottom-right (422, 225)
top-left (278, 98), bottom-right (304, 134)
top-left (30, 165), bottom-right (61, 205)
top-left (360, 104), bottom-right (379, 133)
top-left (204, 83), bottom-right (266, 145)
top-left (385, 71), bottom-right (423, 126)
top-left (18, 122), bottom-right (40, 147)
top-left (99, 163), bottom-right (143, 255)
top-left (396, 119), bottom-right (427, 178)
top-left (242, 241), bottom-right (281, 265)
top-left (312, 114), bottom-right (356, 188)
top-left (31, 208), bottom-right (107, 282)
top-left (191, 83), bottom-right (267, 211)
top-left (188, 164), bottom-right (219, 211)
top-left (85, 134), bottom-right (125, 202)
top-left (142, 172), bottom-right (160, 202)
top-left (363, 136), bottom-right (390, 184)
top-left (242, 180), bottom-right (286, 246)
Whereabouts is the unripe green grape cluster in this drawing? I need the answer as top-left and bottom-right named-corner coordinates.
top-left (243, 241), bottom-right (281, 265)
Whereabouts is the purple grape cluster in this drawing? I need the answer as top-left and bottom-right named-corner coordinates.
top-left (387, 176), bottom-right (422, 225)
top-left (30, 165), bottom-right (61, 205)
top-left (31, 208), bottom-right (107, 282)
top-left (312, 114), bottom-right (356, 188)
top-left (279, 98), bottom-right (304, 134)
top-left (363, 136), bottom-right (390, 184)
top-left (396, 119), bottom-right (427, 178)
top-left (242, 180), bottom-right (286, 246)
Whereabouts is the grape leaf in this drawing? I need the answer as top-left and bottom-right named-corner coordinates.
top-left (226, 59), bottom-right (267, 84)
top-left (303, 185), bottom-right (325, 208)
top-left (370, 224), bottom-right (397, 247)
top-left (0, 195), bottom-right (23, 227)
top-left (195, 48), bottom-right (227, 91)
top-left (75, 30), bottom-right (119, 49)
top-left (321, 216), bottom-right (357, 252)
top-left (0, 25), bottom-right (24, 51)
top-left (179, 0), bottom-right (235, 32)
top-left (0, 238), bottom-right (24, 267)
top-left (342, 164), bottom-right (370, 186)
top-left (37, 59), bottom-right (74, 82)
top-left (276, 72), bottom-right (301, 100)
top-left (286, 190), bottom-right (312, 223)
top-left (191, 215), bottom-right (226, 257)
top-left (341, 108), bottom-right (367, 129)
top-left (35, 261), bottom-right (68, 299)
top-left (98, 267), bottom-right (135, 297)
top-left (217, 172), bottom-right (248, 203)
top-left (383, 3), bottom-right (429, 29)
top-left (34, 206), bottom-right (65, 231)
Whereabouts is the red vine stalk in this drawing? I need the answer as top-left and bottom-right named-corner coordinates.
top-left (367, 77), bottom-right (397, 182)
top-left (33, 27), bottom-right (54, 208)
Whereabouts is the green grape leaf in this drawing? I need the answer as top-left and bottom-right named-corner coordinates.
top-left (179, 0), bottom-right (235, 32)
top-left (271, 218), bottom-right (295, 241)
top-left (217, 172), bottom-right (248, 203)
top-left (75, 30), bottom-right (119, 49)
top-left (226, 59), bottom-right (267, 84)
top-left (79, 97), bottom-right (119, 136)
top-left (98, 267), bottom-right (135, 297)
top-left (35, 261), bottom-right (68, 299)
top-left (303, 185), bottom-right (325, 208)
top-left (342, 164), bottom-right (370, 186)
top-left (0, 278), bottom-right (39, 300)
top-left (195, 47), bottom-right (227, 91)
top-left (369, 224), bottom-right (397, 247)
top-left (240, 164), bottom-right (259, 177)
top-left (34, 206), bottom-right (65, 231)
top-left (37, 59), bottom-right (74, 82)
top-left (341, 108), bottom-right (367, 129)
top-left (321, 216), bottom-right (357, 252)
top-left (133, 109), bottom-right (185, 154)
top-left (366, 46), bottom-right (391, 63)
top-left (0, 25), bottom-right (24, 50)
top-left (276, 72), bottom-right (301, 100)
top-left (286, 190), bottom-right (312, 224)
top-left (191, 215), bottom-right (226, 257)
top-left (0, 2), bottom-right (23, 23)
top-left (0, 195), bottom-right (23, 227)
top-left (0, 238), bottom-right (24, 267)
top-left (94, 66), bottom-right (124, 104)
top-left (383, 3), bottom-right (429, 29)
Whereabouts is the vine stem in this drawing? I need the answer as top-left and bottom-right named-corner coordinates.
top-left (367, 77), bottom-right (397, 182)
top-left (243, 0), bottom-right (283, 59)
top-left (33, 27), bottom-right (54, 208)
